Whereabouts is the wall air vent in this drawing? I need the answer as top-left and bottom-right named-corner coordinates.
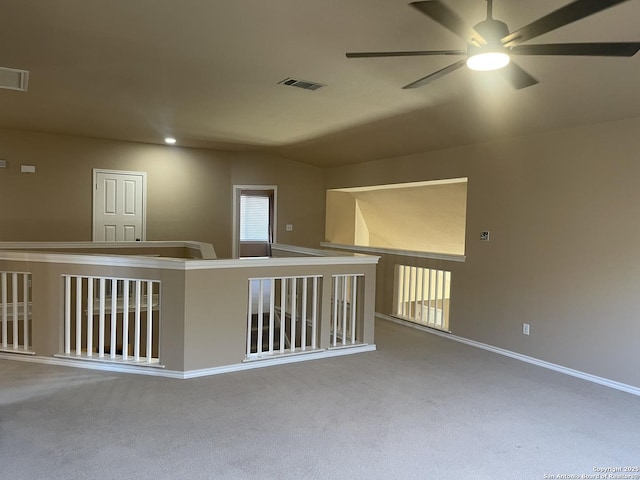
top-left (0, 67), bottom-right (29, 92)
top-left (278, 78), bottom-right (325, 91)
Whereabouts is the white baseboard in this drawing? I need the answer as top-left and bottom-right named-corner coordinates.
top-left (0, 344), bottom-right (377, 380)
top-left (377, 313), bottom-right (640, 397)
top-left (0, 352), bottom-right (176, 377)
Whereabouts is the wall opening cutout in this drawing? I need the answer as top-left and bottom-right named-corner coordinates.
top-left (325, 178), bottom-right (467, 255)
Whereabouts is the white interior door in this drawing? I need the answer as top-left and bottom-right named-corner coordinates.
top-left (93, 169), bottom-right (146, 242)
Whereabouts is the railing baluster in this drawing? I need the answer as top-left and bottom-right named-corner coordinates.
top-left (76, 276), bottom-right (82, 355)
top-left (122, 280), bottom-right (129, 360)
top-left (110, 279), bottom-right (118, 358)
top-left (23, 273), bottom-right (29, 350)
top-left (331, 276), bottom-right (340, 347)
top-left (290, 278), bottom-right (297, 352)
top-left (419, 267), bottom-right (426, 324)
top-left (341, 276), bottom-right (348, 345)
top-left (257, 279), bottom-right (264, 354)
top-left (134, 280), bottom-right (141, 361)
top-left (64, 275), bottom-right (71, 354)
top-left (146, 281), bottom-right (153, 362)
top-left (403, 266), bottom-right (410, 317)
top-left (1, 272), bottom-right (7, 348)
top-left (350, 276), bottom-right (357, 344)
top-left (413, 267), bottom-right (421, 323)
top-left (426, 269), bottom-right (432, 326)
top-left (408, 267), bottom-right (415, 322)
top-left (268, 279), bottom-right (275, 353)
top-left (442, 271), bottom-right (449, 330)
top-left (434, 269), bottom-right (441, 327)
top-left (12, 273), bottom-right (18, 348)
top-left (247, 280), bottom-right (253, 355)
top-left (87, 278), bottom-right (93, 356)
top-left (311, 277), bottom-right (318, 349)
top-left (301, 277), bottom-right (307, 350)
top-left (99, 278), bottom-right (106, 357)
top-left (280, 278), bottom-right (286, 353)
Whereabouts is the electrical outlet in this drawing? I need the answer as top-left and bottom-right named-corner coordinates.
top-left (480, 231), bottom-right (490, 241)
top-left (522, 323), bottom-right (530, 335)
top-left (285, 224), bottom-right (293, 232)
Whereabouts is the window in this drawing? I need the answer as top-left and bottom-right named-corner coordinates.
top-left (240, 195), bottom-right (270, 242)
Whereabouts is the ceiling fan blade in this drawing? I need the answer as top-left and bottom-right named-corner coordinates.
top-left (502, 0), bottom-right (631, 47)
top-left (500, 61), bottom-right (538, 89)
top-left (402, 59), bottom-right (467, 89)
top-left (346, 50), bottom-right (465, 58)
top-left (410, 1), bottom-right (486, 45)
top-left (511, 42), bottom-right (640, 57)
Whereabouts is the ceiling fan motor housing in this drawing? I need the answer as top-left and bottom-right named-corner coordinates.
top-left (470, 19), bottom-right (510, 52)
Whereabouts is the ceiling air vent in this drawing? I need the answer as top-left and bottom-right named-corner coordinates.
top-left (278, 78), bottom-right (325, 91)
top-left (0, 67), bottom-right (29, 92)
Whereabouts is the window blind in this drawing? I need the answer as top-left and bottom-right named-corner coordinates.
top-left (240, 195), bottom-right (270, 242)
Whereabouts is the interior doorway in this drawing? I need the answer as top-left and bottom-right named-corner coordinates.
top-left (93, 169), bottom-right (147, 242)
top-left (232, 185), bottom-right (277, 258)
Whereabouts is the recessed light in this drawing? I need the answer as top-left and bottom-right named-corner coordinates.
top-left (164, 137), bottom-right (177, 145)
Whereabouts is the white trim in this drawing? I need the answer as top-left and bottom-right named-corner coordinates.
top-left (321, 242), bottom-right (466, 262)
top-left (92, 168), bottom-right (147, 242)
top-left (0, 344), bottom-right (377, 379)
top-left (0, 348), bottom-right (36, 356)
top-left (328, 177), bottom-right (468, 193)
top-left (53, 353), bottom-right (162, 367)
top-left (0, 240), bottom-right (215, 256)
top-left (271, 243), bottom-right (350, 257)
top-left (377, 313), bottom-right (640, 397)
top-left (232, 185), bottom-right (278, 259)
top-left (0, 353), bottom-right (172, 378)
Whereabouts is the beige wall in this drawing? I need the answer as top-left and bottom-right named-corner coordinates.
top-left (229, 152), bottom-right (326, 250)
top-left (0, 129), bottom-right (325, 258)
top-left (325, 191), bottom-right (357, 245)
top-left (325, 115), bottom-right (640, 389)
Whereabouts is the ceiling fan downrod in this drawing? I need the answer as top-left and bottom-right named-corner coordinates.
top-left (486, 0), bottom-right (493, 20)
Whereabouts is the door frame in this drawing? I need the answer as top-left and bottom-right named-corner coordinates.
top-left (92, 168), bottom-right (148, 242)
top-left (232, 185), bottom-right (277, 258)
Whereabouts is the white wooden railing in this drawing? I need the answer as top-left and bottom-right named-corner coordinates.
top-left (0, 242), bottom-right (378, 377)
top-left (246, 272), bottom-right (368, 359)
top-left (61, 275), bottom-right (161, 364)
top-left (0, 271), bottom-right (32, 352)
top-left (394, 264), bottom-right (451, 331)
top-left (247, 275), bottom-right (320, 358)
top-left (331, 274), bottom-right (363, 347)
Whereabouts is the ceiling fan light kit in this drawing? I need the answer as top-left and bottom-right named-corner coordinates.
top-left (346, 0), bottom-right (640, 90)
top-left (466, 49), bottom-right (510, 71)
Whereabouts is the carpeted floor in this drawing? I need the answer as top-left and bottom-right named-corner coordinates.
top-left (1, 318), bottom-right (638, 480)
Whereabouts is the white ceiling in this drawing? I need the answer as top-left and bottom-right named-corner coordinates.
top-left (1, 0), bottom-right (639, 166)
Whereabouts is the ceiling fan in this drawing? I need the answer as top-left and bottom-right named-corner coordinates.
top-left (346, 0), bottom-right (640, 89)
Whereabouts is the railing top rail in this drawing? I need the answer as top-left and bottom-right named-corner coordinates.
top-left (0, 244), bottom-right (379, 271)
top-left (320, 242), bottom-right (466, 263)
top-left (0, 240), bottom-right (216, 259)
